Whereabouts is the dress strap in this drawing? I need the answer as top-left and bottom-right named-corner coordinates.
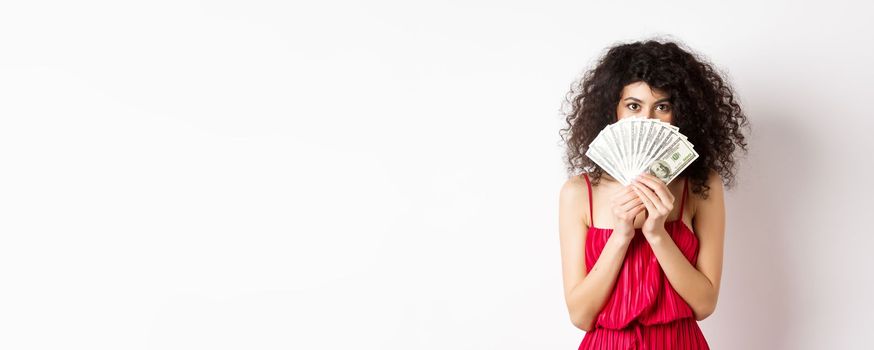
top-left (678, 177), bottom-right (688, 216)
top-left (583, 173), bottom-right (594, 227)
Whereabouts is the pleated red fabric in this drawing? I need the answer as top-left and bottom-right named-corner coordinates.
top-left (578, 174), bottom-right (710, 350)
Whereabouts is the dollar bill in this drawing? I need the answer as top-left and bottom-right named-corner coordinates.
top-left (642, 137), bottom-right (698, 184)
top-left (585, 117), bottom-right (698, 186)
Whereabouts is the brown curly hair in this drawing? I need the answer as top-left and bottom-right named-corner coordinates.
top-left (559, 37), bottom-right (751, 199)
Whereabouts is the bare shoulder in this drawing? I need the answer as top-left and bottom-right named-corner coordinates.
top-left (690, 169), bottom-right (723, 200)
top-left (558, 175), bottom-right (592, 307)
top-left (559, 175), bottom-right (585, 209)
top-left (690, 169), bottom-right (725, 222)
top-left (703, 169), bottom-right (724, 201)
top-left (559, 174), bottom-right (590, 227)
top-left (706, 168), bottom-right (723, 187)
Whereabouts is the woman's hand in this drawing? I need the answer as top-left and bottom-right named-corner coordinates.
top-left (631, 173), bottom-right (675, 240)
top-left (608, 185), bottom-right (645, 241)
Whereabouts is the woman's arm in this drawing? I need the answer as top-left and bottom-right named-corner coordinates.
top-left (646, 169), bottom-right (725, 321)
top-left (559, 177), bottom-right (633, 331)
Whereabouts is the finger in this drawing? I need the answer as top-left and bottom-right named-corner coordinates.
top-left (639, 173), bottom-right (674, 206)
top-left (632, 182), bottom-right (661, 213)
top-left (633, 188), bottom-right (654, 219)
top-left (627, 202), bottom-right (645, 218)
top-left (623, 202), bottom-right (646, 220)
top-left (620, 196), bottom-right (643, 211)
top-left (613, 187), bottom-right (640, 206)
top-left (631, 184), bottom-right (652, 211)
top-left (635, 175), bottom-right (674, 208)
top-left (635, 202), bottom-right (646, 218)
top-left (632, 181), bottom-right (658, 204)
top-left (613, 186), bottom-right (635, 201)
top-left (632, 202), bottom-right (646, 216)
top-left (617, 191), bottom-right (641, 207)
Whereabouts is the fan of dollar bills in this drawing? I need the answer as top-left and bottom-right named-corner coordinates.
top-left (584, 116), bottom-right (698, 186)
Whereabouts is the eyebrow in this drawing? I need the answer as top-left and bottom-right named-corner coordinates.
top-left (623, 97), bottom-right (672, 103)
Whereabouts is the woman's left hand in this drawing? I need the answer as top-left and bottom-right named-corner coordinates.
top-left (631, 173), bottom-right (675, 240)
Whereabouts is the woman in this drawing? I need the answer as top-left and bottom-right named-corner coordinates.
top-left (558, 39), bottom-right (750, 349)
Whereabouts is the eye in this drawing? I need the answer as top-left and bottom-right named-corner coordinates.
top-left (657, 104), bottom-right (671, 111)
top-left (626, 103), bottom-right (639, 111)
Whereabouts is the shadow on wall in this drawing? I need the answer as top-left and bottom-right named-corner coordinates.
top-left (700, 105), bottom-right (826, 349)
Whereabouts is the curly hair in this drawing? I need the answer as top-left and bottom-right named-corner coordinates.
top-left (559, 37), bottom-right (751, 199)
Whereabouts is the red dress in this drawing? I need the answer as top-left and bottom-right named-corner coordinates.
top-left (578, 174), bottom-right (710, 350)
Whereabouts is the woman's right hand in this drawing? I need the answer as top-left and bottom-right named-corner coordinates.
top-left (609, 185), bottom-right (645, 241)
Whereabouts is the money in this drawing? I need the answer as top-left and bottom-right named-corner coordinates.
top-left (584, 116), bottom-right (698, 186)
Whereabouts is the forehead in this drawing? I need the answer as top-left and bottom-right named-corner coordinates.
top-left (620, 81), bottom-right (670, 100)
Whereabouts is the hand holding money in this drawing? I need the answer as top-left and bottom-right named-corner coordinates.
top-left (609, 185), bottom-right (645, 239)
top-left (585, 116), bottom-right (698, 186)
top-left (631, 173), bottom-right (675, 237)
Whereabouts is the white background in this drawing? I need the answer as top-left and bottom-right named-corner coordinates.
top-left (1, 1), bottom-right (873, 349)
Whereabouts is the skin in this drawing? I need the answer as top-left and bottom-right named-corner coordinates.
top-left (559, 81), bottom-right (726, 331)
